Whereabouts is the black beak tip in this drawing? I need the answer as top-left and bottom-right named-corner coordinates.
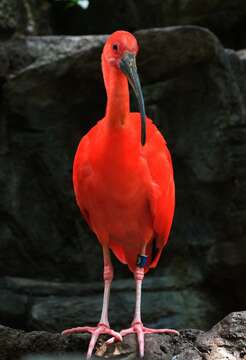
top-left (141, 127), bottom-right (146, 146)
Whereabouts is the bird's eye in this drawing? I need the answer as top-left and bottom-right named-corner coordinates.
top-left (112, 43), bottom-right (119, 52)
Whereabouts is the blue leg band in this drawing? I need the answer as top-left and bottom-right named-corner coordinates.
top-left (136, 254), bottom-right (148, 268)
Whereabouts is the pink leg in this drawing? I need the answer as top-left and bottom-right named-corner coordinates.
top-left (62, 246), bottom-right (122, 359)
top-left (107, 267), bottom-right (179, 358)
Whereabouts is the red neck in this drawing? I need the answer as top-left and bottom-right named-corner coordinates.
top-left (102, 58), bottom-right (130, 128)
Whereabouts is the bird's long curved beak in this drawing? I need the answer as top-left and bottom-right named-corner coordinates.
top-left (119, 52), bottom-right (146, 146)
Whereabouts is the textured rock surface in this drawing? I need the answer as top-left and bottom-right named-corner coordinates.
top-left (0, 26), bottom-right (246, 332)
top-left (0, 312), bottom-right (245, 360)
top-left (0, 0), bottom-right (18, 36)
top-left (0, 0), bottom-right (51, 38)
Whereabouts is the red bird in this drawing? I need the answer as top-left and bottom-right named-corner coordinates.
top-left (63, 30), bottom-right (178, 358)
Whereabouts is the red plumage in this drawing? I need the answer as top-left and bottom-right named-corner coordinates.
top-left (73, 113), bottom-right (175, 273)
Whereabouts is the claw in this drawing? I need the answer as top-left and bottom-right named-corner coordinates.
top-left (62, 323), bottom-right (122, 359)
top-left (135, 323), bottom-right (144, 357)
top-left (107, 329), bottom-right (123, 341)
top-left (105, 336), bottom-right (116, 345)
top-left (62, 326), bottom-right (94, 335)
top-left (106, 321), bottom-right (179, 358)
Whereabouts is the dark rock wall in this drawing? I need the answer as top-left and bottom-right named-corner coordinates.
top-left (0, 1), bottom-right (245, 333)
top-left (2, 1), bottom-right (246, 48)
top-left (50, 0), bottom-right (246, 49)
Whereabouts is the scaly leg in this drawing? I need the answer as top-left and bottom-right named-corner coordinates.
top-left (62, 246), bottom-right (122, 359)
top-left (107, 266), bottom-right (179, 358)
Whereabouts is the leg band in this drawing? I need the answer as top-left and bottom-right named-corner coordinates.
top-left (136, 254), bottom-right (148, 268)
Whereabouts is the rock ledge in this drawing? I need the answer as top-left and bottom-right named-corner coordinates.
top-left (0, 312), bottom-right (245, 360)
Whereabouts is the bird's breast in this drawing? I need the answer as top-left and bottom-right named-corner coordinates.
top-left (74, 122), bottom-right (155, 245)
top-left (92, 125), bottom-right (145, 196)
top-left (91, 175), bottom-right (152, 243)
top-left (88, 148), bottom-right (153, 241)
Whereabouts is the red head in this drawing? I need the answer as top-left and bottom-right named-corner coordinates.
top-left (102, 31), bottom-right (139, 68)
top-left (102, 31), bottom-right (146, 146)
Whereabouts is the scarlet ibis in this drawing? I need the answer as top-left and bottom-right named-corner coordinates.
top-left (62, 30), bottom-right (178, 358)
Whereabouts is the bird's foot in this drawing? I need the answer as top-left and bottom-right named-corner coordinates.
top-left (62, 322), bottom-right (122, 359)
top-left (106, 320), bottom-right (179, 358)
